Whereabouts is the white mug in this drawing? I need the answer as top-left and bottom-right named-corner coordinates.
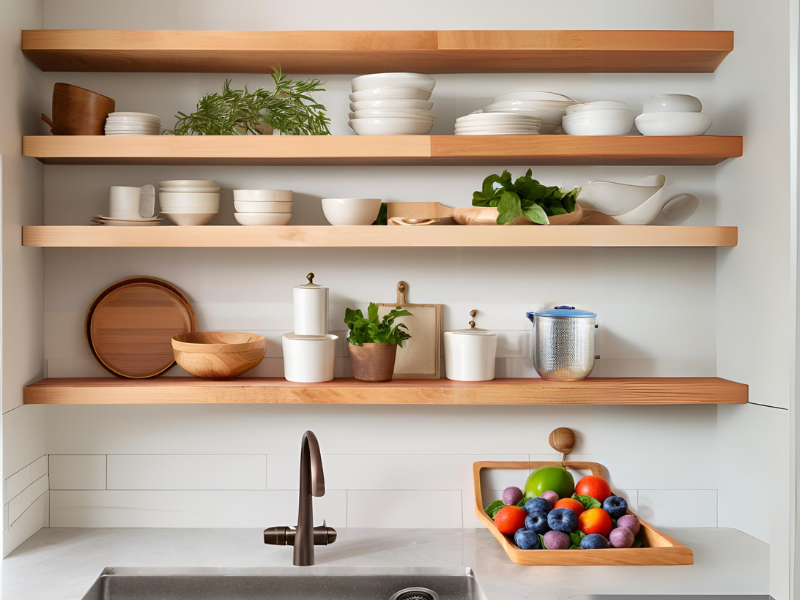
top-left (109, 185), bottom-right (155, 219)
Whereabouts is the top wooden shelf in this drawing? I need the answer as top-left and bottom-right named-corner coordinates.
top-left (21, 30), bottom-right (734, 74)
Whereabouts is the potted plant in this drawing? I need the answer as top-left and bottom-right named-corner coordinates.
top-left (344, 303), bottom-right (412, 382)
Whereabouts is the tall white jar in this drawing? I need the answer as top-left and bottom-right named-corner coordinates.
top-left (444, 330), bottom-right (497, 382)
top-left (293, 273), bottom-right (328, 335)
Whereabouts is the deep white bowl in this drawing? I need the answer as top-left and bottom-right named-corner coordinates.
top-left (562, 112), bottom-right (634, 136)
top-left (321, 198), bottom-right (382, 226)
top-left (351, 73), bottom-right (436, 93)
top-left (232, 190), bottom-right (293, 202)
top-left (234, 213), bottom-right (292, 226)
top-left (160, 186), bottom-right (221, 193)
top-left (350, 99), bottom-right (434, 111)
top-left (159, 180), bottom-right (218, 189)
top-left (349, 118), bottom-right (434, 135)
top-left (158, 192), bottom-right (220, 211)
top-left (493, 91), bottom-right (575, 103)
top-left (162, 212), bottom-right (217, 226)
top-left (349, 87), bottom-right (432, 102)
top-left (635, 112), bottom-right (712, 136)
top-left (234, 201), bottom-right (292, 213)
top-left (352, 109), bottom-right (435, 120)
top-left (642, 94), bottom-right (702, 114)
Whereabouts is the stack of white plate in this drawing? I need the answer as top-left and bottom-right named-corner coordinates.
top-left (158, 180), bottom-right (220, 226)
top-left (562, 101), bottom-right (635, 136)
top-left (105, 112), bottom-right (161, 136)
top-left (479, 91), bottom-right (577, 134)
top-left (233, 190), bottom-right (293, 226)
top-left (348, 73), bottom-right (436, 135)
top-left (455, 112), bottom-right (541, 135)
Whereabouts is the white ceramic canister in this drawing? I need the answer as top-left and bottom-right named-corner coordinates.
top-left (293, 273), bottom-right (328, 335)
top-left (444, 330), bottom-right (497, 382)
top-left (282, 334), bottom-right (338, 383)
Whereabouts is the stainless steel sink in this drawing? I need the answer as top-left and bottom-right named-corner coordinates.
top-left (80, 566), bottom-right (486, 600)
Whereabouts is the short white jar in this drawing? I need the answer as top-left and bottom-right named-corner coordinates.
top-left (293, 273), bottom-right (328, 336)
top-left (444, 330), bottom-right (497, 382)
top-left (282, 334), bottom-right (337, 383)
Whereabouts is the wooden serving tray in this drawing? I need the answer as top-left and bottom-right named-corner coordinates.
top-left (473, 461), bottom-right (693, 566)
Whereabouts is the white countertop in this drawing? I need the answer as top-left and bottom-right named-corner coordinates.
top-left (2, 527), bottom-right (768, 600)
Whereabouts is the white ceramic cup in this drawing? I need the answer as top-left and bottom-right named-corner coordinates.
top-left (444, 331), bottom-right (498, 382)
top-left (109, 185), bottom-right (155, 219)
top-left (282, 334), bottom-right (338, 383)
top-left (293, 285), bottom-right (329, 336)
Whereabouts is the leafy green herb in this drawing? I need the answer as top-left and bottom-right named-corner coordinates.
top-left (517, 497), bottom-right (528, 508)
top-left (344, 303), bottom-right (412, 347)
top-left (569, 530), bottom-right (586, 548)
top-left (573, 494), bottom-right (602, 510)
top-left (633, 539), bottom-right (644, 548)
top-left (372, 203), bottom-right (388, 225)
top-left (538, 534), bottom-right (546, 549)
top-left (165, 67), bottom-right (331, 136)
top-left (472, 169), bottom-right (580, 225)
top-left (484, 500), bottom-right (505, 519)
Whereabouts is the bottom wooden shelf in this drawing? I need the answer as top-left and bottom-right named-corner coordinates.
top-left (23, 377), bottom-right (748, 405)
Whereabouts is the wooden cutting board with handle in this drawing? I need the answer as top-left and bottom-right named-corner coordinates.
top-left (386, 202), bottom-right (456, 225)
top-left (378, 281), bottom-right (442, 380)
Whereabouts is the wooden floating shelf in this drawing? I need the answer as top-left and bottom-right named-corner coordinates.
top-left (23, 377), bottom-right (747, 406)
top-left (22, 30), bottom-right (734, 74)
top-left (21, 225), bottom-right (738, 248)
top-left (22, 135), bottom-right (743, 166)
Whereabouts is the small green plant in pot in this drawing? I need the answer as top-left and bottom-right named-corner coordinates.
top-left (344, 303), bottom-right (412, 382)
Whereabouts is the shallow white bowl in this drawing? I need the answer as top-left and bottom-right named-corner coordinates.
top-left (109, 112), bottom-right (160, 119)
top-left (481, 105), bottom-right (566, 126)
top-left (159, 186), bottom-right (221, 193)
top-left (350, 99), bottom-right (434, 111)
top-left (455, 127), bottom-right (540, 134)
top-left (162, 212), bottom-right (217, 226)
top-left (457, 114), bottom-right (541, 124)
top-left (232, 190), bottom-right (292, 202)
top-left (349, 87), bottom-right (432, 102)
top-left (635, 112), bottom-right (712, 136)
top-left (642, 94), bottom-right (702, 114)
top-left (566, 101), bottom-right (630, 115)
top-left (321, 198), bottom-right (382, 226)
top-left (158, 206), bottom-right (220, 214)
top-left (234, 212), bottom-right (292, 226)
top-left (562, 113), bottom-right (634, 136)
top-left (349, 118), bottom-right (434, 135)
top-left (158, 192), bottom-right (220, 210)
top-left (351, 73), bottom-right (436, 93)
top-left (493, 91), bottom-right (575, 103)
top-left (234, 201), bottom-right (293, 213)
top-left (159, 180), bottom-right (218, 189)
top-left (352, 109), bottom-right (435, 120)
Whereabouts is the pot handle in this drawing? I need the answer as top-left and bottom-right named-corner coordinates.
top-left (525, 311), bottom-right (535, 323)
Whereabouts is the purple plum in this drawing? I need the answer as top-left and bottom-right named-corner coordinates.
top-left (543, 530), bottom-right (570, 550)
top-left (609, 527), bottom-right (635, 548)
top-left (502, 486), bottom-right (524, 506)
top-left (617, 514), bottom-right (641, 535)
top-left (540, 490), bottom-right (559, 507)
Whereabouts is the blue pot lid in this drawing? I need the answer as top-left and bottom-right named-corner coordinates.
top-left (527, 305), bottom-right (597, 318)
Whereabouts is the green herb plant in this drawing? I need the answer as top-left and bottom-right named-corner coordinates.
top-left (165, 67), bottom-right (331, 136)
top-left (472, 169), bottom-right (581, 225)
top-left (344, 303), bottom-right (412, 347)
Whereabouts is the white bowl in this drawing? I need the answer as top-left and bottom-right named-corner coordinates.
top-left (352, 109), bottom-right (435, 120)
top-left (158, 192), bottom-right (220, 210)
top-left (349, 87), bottom-right (432, 102)
top-left (109, 112), bottom-right (160, 119)
top-left (234, 201), bottom-right (292, 213)
top-left (321, 198), bottom-right (382, 226)
top-left (349, 118), bottom-right (434, 135)
top-left (159, 180), bottom-right (218, 189)
top-left (162, 212), bottom-right (217, 226)
top-left (350, 99), bottom-right (433, 111)
top-left (481, 105), bottom-right (566, 126)
top-left (351, 73), bottom-right (436, 93)
top-left (234, 212), bottom-right (292, 226)
top-left (455, 127), bottom-right (540, 134)
top-left (159, 186), bottom-right (221, 193)
top-left (457, 114), bottom-right (541, 125)
top-left (635, 112), bottom-right (712, 136)
top-left (577, 175), bottom-right (667, 216)
top-left (282, 334), bottom-right (337, 383)
top-left (232, 190), bottom-right (293, 202)
top-left (455, 131), bottom-right (539, 136)
top-left (159, 206), bottom-right (220, 214)
top-left (562, 112), bottom-right (634, 136)
top-left (642, 94), bottom-right (702, 113)
top-left (566, 101), bottom-right (630, 115)
top-left (493, 91), bottom-right (576, 103)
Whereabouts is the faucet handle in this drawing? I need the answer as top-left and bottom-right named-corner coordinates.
top-left (314, 524), bottom-right (337, 545)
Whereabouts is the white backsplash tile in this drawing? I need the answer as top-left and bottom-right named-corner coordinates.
top-left (637, 489), bottom-right (717, 528)
top-left (8, 485), bottom-right (32, 524)
top-left (107, 455), bottom-right (266, 490)
top-left (4, 465), bottom-right (31, 503)
top-left (49, 455), bottom-right (106, 490)
top-left (30, 474), bottom-right (49, 502)
top-left (347, 490), bottom-right (462, 528)
top-left (30, 456), bottom-right (48, 481)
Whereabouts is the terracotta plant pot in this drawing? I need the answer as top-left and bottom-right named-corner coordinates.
top-left (349, 342), bottom-right (397, 382)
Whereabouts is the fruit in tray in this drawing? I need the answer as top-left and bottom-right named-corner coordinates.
top-left (484, 471), bottom-right (644, 551)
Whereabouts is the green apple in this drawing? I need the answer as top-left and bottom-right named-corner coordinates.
top-left (525, 466), bottom-right (575, 500)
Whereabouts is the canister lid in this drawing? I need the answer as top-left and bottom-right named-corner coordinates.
top-left (445, 329), bottom-right (496, 336)
top-left (295, 272), bottom-right (327, 289)
top-left (528, 305), bottom-right (597, 318)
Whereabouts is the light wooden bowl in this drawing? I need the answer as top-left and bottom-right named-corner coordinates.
top-left (172, 332), bottom-right (266, 379)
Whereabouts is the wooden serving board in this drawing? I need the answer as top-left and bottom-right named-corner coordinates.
top-left (473, 460), bottom-right (693, 566)
top-left (378, 281), bottom-right (442, 380)
top-left (386, 202), bottom-right (456, 225)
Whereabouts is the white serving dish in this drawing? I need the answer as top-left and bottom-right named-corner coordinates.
top-left (350, 99), bottom-right (434, 111)
top-left (349, 87), bottom-right (432, 102)
top-left (234, 201), bottom-right (292, 213)
top-left (456, 131), bottom-right (539, 136)
top-left (562, 111), bottom-right (634, 136)
top-left (444, 330), bottom-right (497, 382)
top-left (642, 94), bottom-right (702, 114)
top-left (282, 334), bottom-right (338, 383)
top-left (158, 192), bottom-right (220, 210)
top-left (321, 198), bottom-right (382, 226)
top-left (577, 175), bottom-right (667, 216)
top-left (457, 114), bottom-right (541, 124)
top-left (493, 91), bottom-right (575, 103)
top-left (352, 109), bottom-right (435, 120)
top-left (234, 212), bottom-right (292, 226)
top-left (566, 101), bottom-right (630, 115)
top-left (232, 190), bottom-right (292, 202)
top-left (455, 125), bottom-right (540, 132)
top-left (161, 212), bottom-right (217, 226)
top-left (351, 73), bottom-right (436, 93)
top-left (349, 118), bottom-right (433, 135)
top-left (159, 180), bottom-right (218, 189)
top-left (635, 112), bottom-right (713, 136)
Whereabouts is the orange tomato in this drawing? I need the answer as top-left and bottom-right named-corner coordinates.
top-left (578, 507), bottom-right (613, 536)
top-left (575, 475), bottom-right (612, 503)
top-left (554, 497), bottom-right (585, 517)
top-left (494, 505), bottom-right (527, 535)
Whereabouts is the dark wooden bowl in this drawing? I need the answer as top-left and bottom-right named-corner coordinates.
top-left (41, 83), bottom-right (115, 135)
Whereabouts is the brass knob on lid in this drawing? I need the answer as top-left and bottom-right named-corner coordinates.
top-left (306, 273), bottom-right (314, 284)
top-left (469, 309), bottom-right (477, 328)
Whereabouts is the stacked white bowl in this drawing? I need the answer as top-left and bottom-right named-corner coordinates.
top-left (455, 112), bottom-right (541, 135)
top-left (158, 180), bottom-right (220, 226)
top-left (234, 190), bottom-right (293, 226)
top-left (348, 73), bottom-right (436, 135)
top-left (562, 101), bottom-right (635, 136)
top-left (105, 112), bottom-right (161, 136)
top-left (635, 94), bottom-right (712, 136)
top-left (479, 91), bottom-right (576, 134)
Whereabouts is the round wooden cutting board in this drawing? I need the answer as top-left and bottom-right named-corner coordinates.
top-left (85, 277), bottom-right (198, 378)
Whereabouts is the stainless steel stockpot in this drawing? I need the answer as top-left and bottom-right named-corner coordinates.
top-left (526, 306), bottom-right (598, 381)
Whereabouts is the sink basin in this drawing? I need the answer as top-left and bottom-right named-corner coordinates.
top-left (80, 566), bottom-right (486, 600)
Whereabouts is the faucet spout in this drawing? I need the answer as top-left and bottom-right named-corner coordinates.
top-left (295, 430), bottom-right (325, 566)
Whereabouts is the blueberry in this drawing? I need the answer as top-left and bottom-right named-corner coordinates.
top-left (602, 496), bottom-right (628, 520)
top-left (580, 533), bottom-right (609, 549)
top-left (547, 508), bottom-right (578, 533)
top-left (514, 527), bottom-right (541, 550)
top-left (524, 497), bottom-right (552, 515)
top-left (525, 510), bottom-right (550, 534)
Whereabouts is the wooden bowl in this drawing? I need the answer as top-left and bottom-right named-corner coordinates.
top-left (42, 83), bottom-right (115, 135)
top-left (172, 332), bottom-right (266, 379)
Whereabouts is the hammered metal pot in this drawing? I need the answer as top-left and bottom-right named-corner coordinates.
top-left (526, 306), bottom-right (598, 381)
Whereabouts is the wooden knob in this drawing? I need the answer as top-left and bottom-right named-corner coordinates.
top-left (549, 427), bottom-right (575, 456)
top-left (469, 320), bottom-right (476, 328)
top-left (306, 273), bottom-right (314, 284)
top-left (470, 309), bottom-right (477, 317)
